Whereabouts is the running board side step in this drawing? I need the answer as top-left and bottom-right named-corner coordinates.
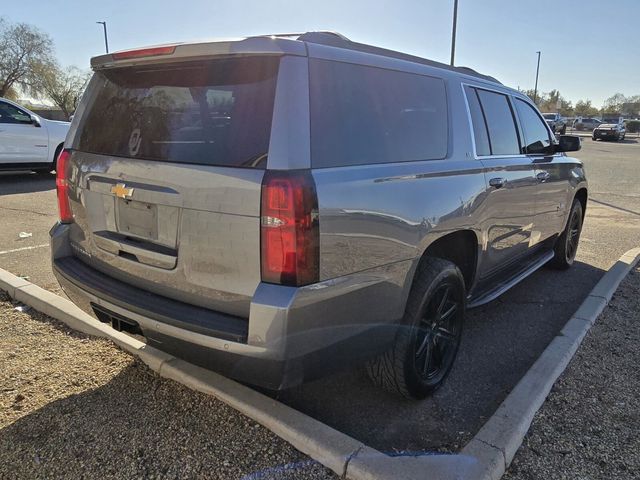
top-left (467, 250), bottom-right (555, 309)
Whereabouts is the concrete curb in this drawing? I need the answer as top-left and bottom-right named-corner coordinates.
top-left (460, 246), bottom-right (640, 480)
top-left (2, 246), bottom-right (638, 480)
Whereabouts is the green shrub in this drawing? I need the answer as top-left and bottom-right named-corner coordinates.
top-left (625, 120), bottom-right (640, 134)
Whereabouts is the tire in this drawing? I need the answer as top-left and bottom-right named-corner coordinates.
top-left (366, 258), bottom-right (465, 399)
top-left (549, 198), bottom-right (583, 270)
top-left (592, 136), bottom-right (597, 141)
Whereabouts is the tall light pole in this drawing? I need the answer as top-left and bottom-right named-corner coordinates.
top-left (96, 21), bottom-right (109, 53)
top-left (533, 51), bottom-right (541, 104)
top-left (450, 0), bottom-right (459, 66)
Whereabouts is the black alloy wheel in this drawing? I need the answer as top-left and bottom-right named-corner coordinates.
top-left (565, 205), bottom-right (582, 264)
top-left (549, 198), bottom-right (583, 270)
top-left (412, 282), bottom-right (463, 385)
top-left (366, 257), bottom-right (465, 399)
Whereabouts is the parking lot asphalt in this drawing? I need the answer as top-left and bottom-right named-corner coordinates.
top-left (0, 173), bottom-right (59, 295)
top-left (0, 138), bottom-right (638, 456)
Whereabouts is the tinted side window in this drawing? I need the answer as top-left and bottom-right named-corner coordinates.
top-left (476, 89), bottom-right (520, 155)
top-left (515, 99), bottom-right (552, 154)
top-left (0, 102), bottom-right (31, 124)
top-left (464, 86), bottom-right (490, 156)
top-left (309, 59), bottom-right (448, 168)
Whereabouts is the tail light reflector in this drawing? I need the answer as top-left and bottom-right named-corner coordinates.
top-left (56, 149), bottom-right (73, 223)
top-left (261, 171), bottom-right (319, 287)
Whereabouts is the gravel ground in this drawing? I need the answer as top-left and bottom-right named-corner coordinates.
top-left (0, 291), bottom-right (337, 480)
top-left (504, 266), bottom-right (640, 480)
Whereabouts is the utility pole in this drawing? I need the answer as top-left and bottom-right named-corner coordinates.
top-left (533, 51), bottom-right (541, 104)
top-left (450, 0), bottom-right (459, 66)
top-left (96, 21), bottom-right (109, 53)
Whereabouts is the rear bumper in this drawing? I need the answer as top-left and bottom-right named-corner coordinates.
top-left (50, 222), bottom-right (406, 389)
top-left (593, 130), bottom-right (619, 138)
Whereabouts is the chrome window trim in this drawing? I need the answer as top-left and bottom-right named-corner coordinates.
top-left (460, 82), bottom-right (528, 161)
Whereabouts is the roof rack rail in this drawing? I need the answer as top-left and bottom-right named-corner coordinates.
top-left (292, 31), bottom-right (502, 85)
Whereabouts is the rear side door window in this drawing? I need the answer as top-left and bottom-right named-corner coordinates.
top-left (514, 98), bottom-right (553, 155)
top-left (474, 89), bottom-right (520, 156)
top-left (309, 59), bottom-right (448, 168)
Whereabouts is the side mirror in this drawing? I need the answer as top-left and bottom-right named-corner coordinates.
top-left (30, 115), bottom-right (41, 127)
top-left (556, 135), bottom-right (581, 153)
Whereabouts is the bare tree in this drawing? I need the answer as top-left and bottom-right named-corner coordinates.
top-left (574, 99), bottom-right (599, 117)
top-left (603, 93), bottom-right (627, 113)
top-left (37, 65), bottom-right (91, 119)
top-left (0, 18), bottom-right (55, 98)
top-left (523, 88), bottom-right (573, 116)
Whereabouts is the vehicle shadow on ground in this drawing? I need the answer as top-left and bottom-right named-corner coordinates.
top-left (278, 260), bottom-right (605, 454)
top-left (0, 173), bottom-right (54, 196)
top-left (0, 360), bottom-right (331, 480)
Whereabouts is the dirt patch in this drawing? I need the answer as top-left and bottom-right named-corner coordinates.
top-left (0, 291), bottom-right (336, 480)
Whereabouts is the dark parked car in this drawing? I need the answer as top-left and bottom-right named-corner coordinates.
top-left (592, 121), bottom-right (626, 141)
top-left (50, 32), bottom-right (587, 399)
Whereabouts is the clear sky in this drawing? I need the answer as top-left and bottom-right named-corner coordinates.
top-left (3, 0), bottom-right (639, 107)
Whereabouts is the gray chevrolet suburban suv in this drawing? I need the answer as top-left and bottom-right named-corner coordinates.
top-left (51, 32), bottom-right (587, 399)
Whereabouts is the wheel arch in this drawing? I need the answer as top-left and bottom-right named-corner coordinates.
top-left (52, 142), bottom-right (64, 170)
top-left (574, 187), bottom-right (588, 221)
top-left (403, 230), bottom-right (480, 308)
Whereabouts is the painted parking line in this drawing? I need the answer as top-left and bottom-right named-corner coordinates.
top-left (0, 244), bottom-right (49, 255)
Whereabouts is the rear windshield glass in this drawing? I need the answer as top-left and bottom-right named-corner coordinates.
top-left (309, 59), bottom-right (448, 168)
top-left (77, 56), bottom-right (279, 168)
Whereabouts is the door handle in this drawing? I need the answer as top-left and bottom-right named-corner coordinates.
top-left (489, 177), bottom-right (506, 189)
top-left (536, 171), bottom-right (551, 182)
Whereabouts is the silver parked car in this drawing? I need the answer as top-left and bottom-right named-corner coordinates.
top-left (572, 117), bottom-right (601, 131)
top-left (50, 32), bottom-right (587, 399)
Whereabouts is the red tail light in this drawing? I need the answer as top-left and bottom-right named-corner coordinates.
top-left (261, 171), bottom-right (319, 287)
top-left (112, 45), bottom-right (176, 60)
top-left (56, 149), bottom-right (73, 223)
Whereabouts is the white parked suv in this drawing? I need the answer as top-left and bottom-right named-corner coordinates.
top-left (0, 98), bottom-right (70, 173)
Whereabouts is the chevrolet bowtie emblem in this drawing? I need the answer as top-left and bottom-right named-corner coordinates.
top-left (111, 183), bottom-right (134, 199)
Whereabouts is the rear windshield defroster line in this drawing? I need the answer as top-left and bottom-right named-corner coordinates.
top-left (76, 56), bottom-right (280, 169)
